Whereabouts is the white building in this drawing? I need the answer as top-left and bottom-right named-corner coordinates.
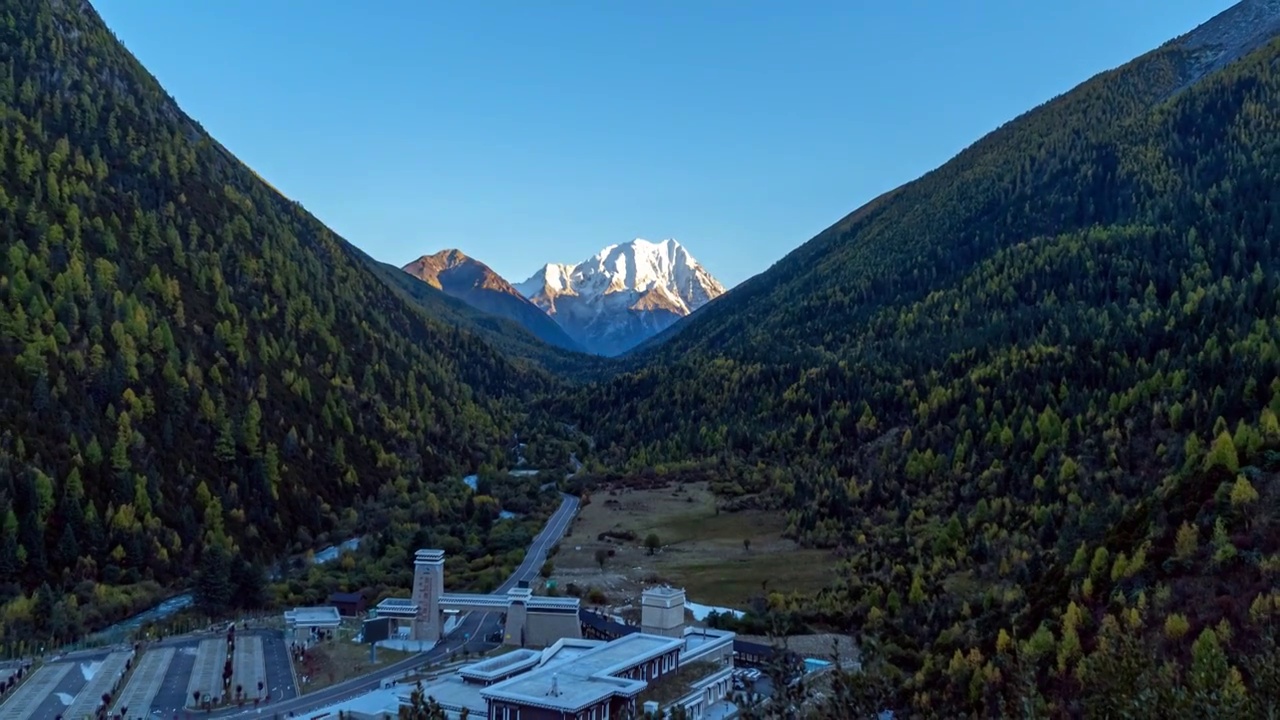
top-left (319, 586), bottom-right (736, 720)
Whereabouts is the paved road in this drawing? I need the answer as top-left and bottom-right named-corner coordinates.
top-left (260, 631), bottom-right (298, 705)
top-left (450, 491), bottom-right (580, 651)
top-left (215, 492), bottom-right (579, 718)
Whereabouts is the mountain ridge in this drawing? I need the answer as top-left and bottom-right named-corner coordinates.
top-left (402, 249), bottom-right (581, 352)
top-left (5, 0), bottom-right (1280, 712)
top-left (559, 2), bottom-right (1280, 713)
top-left (0, 0), bottom-right (576, 640)
top-left (516, 238), bottom-right (725, 356)
top-left (631, 0), bottom-right (1280, 366)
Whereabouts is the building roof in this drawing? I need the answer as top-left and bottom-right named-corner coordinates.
top-left (302, 686), bottom-right (405, 718)
top-left (439, 593), bottom-right (509, 610)
top-left (328, 591), bottom-right (365, 603)
top-left (643, 585), bottom-right (686, 599)
top-left (459, 649), bottom-right (543, 683)
top-left (415, 548), bottom-right (445, 564)
top-left (682, 628), bottom-right (727, 653)
top-left (481, 633), bottom-right (684, 713)
top-left (416, 675), bottom-right (490, 717)
top-left (283, 606), bottom-right (342, 628)
top-left (527, 596), bottom-right (580, 610)
top-left (580, 608), bottom-right (763, 662)
top-left (374, 597), bottom-right (420, 617)
top-left (734, 639), bottom-right (779, 657)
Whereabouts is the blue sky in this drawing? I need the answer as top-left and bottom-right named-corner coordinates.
top-left (95, 0), bottom-right (1233, 289)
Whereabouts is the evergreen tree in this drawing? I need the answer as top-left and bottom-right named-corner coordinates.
top-left (194, 544), bottom-right (233, 616)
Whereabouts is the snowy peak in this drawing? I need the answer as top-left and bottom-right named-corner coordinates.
top-left (517, 238), bottom-right (726, 356)
top-left (581, 239), bottom-right (721, 305)
top-left (514, 262), bottom-right (577, 299)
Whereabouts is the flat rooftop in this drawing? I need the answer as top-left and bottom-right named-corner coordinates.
top-left (528, 596), bottom-right (580, 610)
top-left (417, 675), bottom-right (489, 717)
top-left (305, 687), bottom-right (404, 718)
top-left (540, 640), bottom-right (602, 667)
top-left (482, 633), bottom-right (684, 713)
top-left (460, 649), bottom-right (542, 682)
top-left (684, 632), bottom-right (716, 652)
top-left (644, 585), bottom-right (686, 599)
top-left (439, 592), bottom-right (509, 610)
top-left (283, 606), bottom-right (342, 627)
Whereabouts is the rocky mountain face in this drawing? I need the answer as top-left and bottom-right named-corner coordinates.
top-left (402, 250), bottom-right (581, 351)
top-left (514, 239), bottom-right (726, 356)
top-left (1167, 0), bottom-right (1280, 86)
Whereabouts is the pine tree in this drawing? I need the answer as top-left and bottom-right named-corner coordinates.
top-left (195, 543), bottom-right (233, 616)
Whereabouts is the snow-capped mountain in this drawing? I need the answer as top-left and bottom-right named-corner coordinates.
top-left (515, 238), bottom-right (726, 356)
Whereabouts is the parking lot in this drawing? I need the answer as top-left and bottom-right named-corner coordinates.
top-left (0, 652), bottom-right (133, 720)
top-left (0, 663), bottom-right (73, 720)
top-left (0, 630), bottom-right (297, 720)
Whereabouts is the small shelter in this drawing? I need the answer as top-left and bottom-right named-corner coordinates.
top-left (328, 591), bottom-right (367, 616)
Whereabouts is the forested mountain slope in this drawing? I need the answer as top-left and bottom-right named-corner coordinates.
top-left (370, 259), bottom-right (606, 380)
top-left (0, 0), bottom-right (559, 639)
top-left (639, 0), bottom-right (1280, 365)
top-left (567, 6), bottom-right (1280, 715)
top-left (400, 249), bottom-right (583, 354)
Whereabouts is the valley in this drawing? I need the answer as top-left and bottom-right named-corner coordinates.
top-left (547, 479), bottom-right (833, 611)
top-left (1, 0), bottom-right (1280, 717)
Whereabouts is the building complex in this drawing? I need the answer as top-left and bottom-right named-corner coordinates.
top-left (373, 549), bottom-right (582, 647)
top-left (307, 586), bottom-right (737, 720)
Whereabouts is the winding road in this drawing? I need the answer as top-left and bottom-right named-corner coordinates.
top-left (214, 491), bottom-right (579, 718)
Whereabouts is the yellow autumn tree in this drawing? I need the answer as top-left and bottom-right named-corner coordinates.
top-left (1203, 430), bottom-right (1240, 473)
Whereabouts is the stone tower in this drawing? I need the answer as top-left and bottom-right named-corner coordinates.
top-left (412, 549), bottom-right (446, 641)
top-left (641, 585), bottom-right (686, 638)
